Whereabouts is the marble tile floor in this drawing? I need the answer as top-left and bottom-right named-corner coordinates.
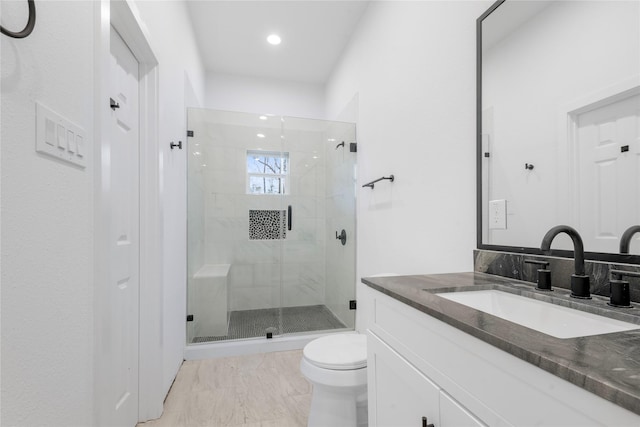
top-left (137, 350), bottom-right (311, 427)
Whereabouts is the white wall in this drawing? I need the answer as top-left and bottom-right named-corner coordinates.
top-left (206, 72), bottom-right (325, 119)
top-left (0, 1), bottom-right (95, 425)
top-left (133, 0), bottom-right (206, 398)
top-left (326, 1), bottom-right (492, 286)
top-left (1, 0), bottom-right (206, 424)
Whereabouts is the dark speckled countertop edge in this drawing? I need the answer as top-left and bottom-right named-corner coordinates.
top-left (361, 272), bottom-right (640, 416)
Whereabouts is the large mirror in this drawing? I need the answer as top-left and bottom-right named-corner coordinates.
top-left (477, 0), bottom-right (640, 263)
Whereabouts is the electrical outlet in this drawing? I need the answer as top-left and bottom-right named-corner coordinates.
top-left (489, 199), bottom-right (507, 230)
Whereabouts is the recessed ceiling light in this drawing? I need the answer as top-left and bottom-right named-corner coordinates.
top-left (259, 115), bottom-right (268, 120)
top-left (328, 138), bottom-right (336, 142)
top-left (257, 133), bottom-right (265, 138)
top-left (267, 34), bottom-right (281, 45)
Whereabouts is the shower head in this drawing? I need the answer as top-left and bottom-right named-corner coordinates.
top-left (335, 141), bottom-right (345, 150)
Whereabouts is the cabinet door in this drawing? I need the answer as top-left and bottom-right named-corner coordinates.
top-left (369, 332), bottom-right (440, 427)
top-left (440, 391), bottom-right (487, 427)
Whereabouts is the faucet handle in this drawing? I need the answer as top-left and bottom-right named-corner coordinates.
top-left (525, 259), bottom-right (552, 291)
top-left (537, 270), bottom-right (552, 291)
top-left (608, 269), bottom-right (640, 308)
top-left (609, 279), bottom-right (631, 308)
top-left (524, 259), bottom-right (549, 268)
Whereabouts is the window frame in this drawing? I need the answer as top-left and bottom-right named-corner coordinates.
top-left (246, 150), bottom-right (290, 195)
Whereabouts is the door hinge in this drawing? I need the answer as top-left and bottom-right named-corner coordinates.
top-left (350, 142), bottom-right (357, 153)
top-left (187, 130), bottom-right (194, 137)
top-left (186, 314), bottom-right (194, 322)
top-left (349, 300), bottom-right (357, 310)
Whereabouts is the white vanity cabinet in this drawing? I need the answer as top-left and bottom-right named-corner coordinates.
top-left (369, 331), bottom-right (485, 427)
top-left (362, 284), bottom-right (640, 427)
top-left (439, 392), bottom-right (486, 427)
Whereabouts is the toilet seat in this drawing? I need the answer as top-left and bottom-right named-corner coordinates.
top-left (301, 334), bottom-right (369, 427)
top-left (303, 334), bottom-right (367, 370)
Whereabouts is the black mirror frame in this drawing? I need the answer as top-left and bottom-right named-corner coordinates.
top-left (476, 0), bottom-right (640, 266)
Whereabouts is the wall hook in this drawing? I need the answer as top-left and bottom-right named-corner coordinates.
top-left (170, 141), bottom-right (182, 150)
top-left (525, 163), bottom-right (534, 170)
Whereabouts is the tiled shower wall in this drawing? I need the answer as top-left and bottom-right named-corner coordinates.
top-left (280, 120), bottom-right (328, 309)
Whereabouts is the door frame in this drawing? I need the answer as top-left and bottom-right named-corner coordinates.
top-left (556, 76), bottom-right (640, 227)
top-left (94, 0), bottom-right (162, 423)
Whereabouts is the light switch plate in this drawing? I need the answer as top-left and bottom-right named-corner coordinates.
top-left (36, 102), bottom-right (86, 168)
top-left (489, 199), bottom-right (507, 230)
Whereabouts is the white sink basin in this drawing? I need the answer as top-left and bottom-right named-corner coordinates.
top-left (436, 290), bottom-right (640, 339)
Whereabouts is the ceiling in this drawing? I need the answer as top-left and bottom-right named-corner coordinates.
top-left (185, 1), bottom-right (369, 84)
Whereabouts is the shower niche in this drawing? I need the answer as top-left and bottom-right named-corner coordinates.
top-left (186, 108), bottom-right (357, 344)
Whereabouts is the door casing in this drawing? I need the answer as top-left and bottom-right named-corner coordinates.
top-left (94, 0), bottom-right (162, 423)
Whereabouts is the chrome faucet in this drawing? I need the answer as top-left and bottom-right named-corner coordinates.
top-left (620, 225), bottom-right (640, 254)
top-left (541, 225), bottom-right (590, 299)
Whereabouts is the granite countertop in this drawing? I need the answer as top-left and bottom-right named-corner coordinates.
top-left (361, 272), bottom-right (640, 416)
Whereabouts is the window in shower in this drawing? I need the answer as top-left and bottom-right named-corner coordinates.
top-left (246, 151), bottom-right (289, 195)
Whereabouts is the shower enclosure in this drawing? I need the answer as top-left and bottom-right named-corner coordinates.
top-left (186, 108), bottom-right (357, 344)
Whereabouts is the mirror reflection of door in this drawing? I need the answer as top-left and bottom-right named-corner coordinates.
top-left (574, 93), bottom-right (640, 253)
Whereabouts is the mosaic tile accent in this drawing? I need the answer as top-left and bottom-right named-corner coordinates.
top-left (249, 209), bottom-right (286, 240)
top-left (192, 305), bottom-right (347, 342)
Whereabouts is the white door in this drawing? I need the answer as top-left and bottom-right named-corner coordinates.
top-left (108, 27), bottom-right (140, 426)
top-left (576, 93), bottom-right (640, 253)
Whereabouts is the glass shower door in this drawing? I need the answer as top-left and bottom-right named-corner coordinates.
top-left (280, 116), bottom-right (357, 335)
top-left (186, 108), bottom-right (286, 342)
top-left (324, 119), bottom-right (357, 330)
top-left (186, 108), bottom-right (357, 344)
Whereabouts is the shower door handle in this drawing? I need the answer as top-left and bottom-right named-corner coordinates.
top-left (287, 205), bottom-right (292, 231)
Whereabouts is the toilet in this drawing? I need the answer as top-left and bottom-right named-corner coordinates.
top-left (300, 334), bottom-right (368, 427)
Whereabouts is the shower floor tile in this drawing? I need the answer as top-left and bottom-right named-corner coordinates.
top-left (192, 304), bottom-right (347, 343)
